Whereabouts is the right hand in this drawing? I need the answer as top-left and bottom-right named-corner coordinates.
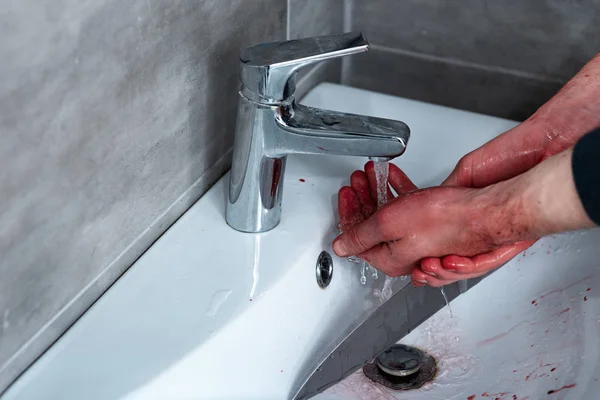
top-left (412, 53), bottom-right (600, 286)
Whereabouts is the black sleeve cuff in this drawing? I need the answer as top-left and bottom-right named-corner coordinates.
top-left (572, 127), bottom-right (600, 225)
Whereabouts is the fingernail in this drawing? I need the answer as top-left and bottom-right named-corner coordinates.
top-left (413, 279), bottom-right (428, 284)
top-left (333, 238), bottom-right (348, 257)
top-left (425, 271), bottom-right (437, 277)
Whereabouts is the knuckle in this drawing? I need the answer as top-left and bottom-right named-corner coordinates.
top-left (374, 210), bottom-right (392, 239)
top-left (347, 229), bottom-right (369, 252)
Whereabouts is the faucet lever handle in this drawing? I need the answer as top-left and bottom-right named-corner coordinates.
top-left (239, 32), bottom-right (369, 102)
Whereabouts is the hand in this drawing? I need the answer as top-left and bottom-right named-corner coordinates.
top-left (338, 163), bottom-right (535, 285)
top-left (446, 52), bottom-right (600, 189)
top-left (336, 148), bottom-right (593, 285)
top-left (336, 164), bottom-right (537, 279)
top-left (338, 161), bottom-right (417, 233)
top-left (413, 53), bottom-right (600, 285)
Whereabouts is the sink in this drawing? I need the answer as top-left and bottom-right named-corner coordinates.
top-left (3, 83), bottom-right (599, 400)
top-left (316, 231), bottom-right (600, 400)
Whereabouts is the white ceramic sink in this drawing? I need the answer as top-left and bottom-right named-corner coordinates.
top-left (3, 84), bottom-right (599, 400)
top-left (316, 230), bottom-right (600, 400)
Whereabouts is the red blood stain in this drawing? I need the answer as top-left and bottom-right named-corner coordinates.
top-left (587, 288), bottom-right (591, 292)
top-left (269, 159), bottom-right (283, 198)
top-left (531, 277), bottom-right (591, 305)
top-left (513, 396), bottom-right (518, 400)
top-left (551, 367), bottom-right (556, 372)
top-left (547, 383), bottom-right (576, 394)
top-left (584, 296), bottom-right (588, 301)
top-left (468, 396), bottom-right (476, 400)
top-left (545, 329), bottom-right (549, 333)
top-left (525, 361), bottom-right (554, 381)
top-left (480, 392), bottom-right (511, 399)
top-left (280, 369), bottom-right (283, 372)
top-left (585, 74), bottom-right (591, 77)
top-left (249, 298), bottom-right (252, 302)
top-left (479, 306), bottom-right (575, 347)
top-left (299, 178), bottom-right (306, 182)
top-left (531, 300), bottom-right (537, 305)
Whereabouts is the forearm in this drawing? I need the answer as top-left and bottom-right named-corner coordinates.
top-left (522, 147), bottom-right (595, 237)
top-left (446, 53), bottom-right (600, 188)
top-left (485, 146), bottom-right (596, 245)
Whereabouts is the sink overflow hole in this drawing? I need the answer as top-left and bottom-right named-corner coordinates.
top-left (316, 251), bottom-right (333, 288)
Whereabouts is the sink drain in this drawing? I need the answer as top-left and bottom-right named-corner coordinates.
top-left (363, 344), bottom-right (436, 390)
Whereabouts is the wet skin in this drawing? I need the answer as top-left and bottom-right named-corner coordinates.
top-left (335, 53), bottom-right (600, 287)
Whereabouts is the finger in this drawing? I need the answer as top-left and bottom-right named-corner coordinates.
top-left (350, 170), bottom-right (376, 217)
top-left (357, 243), bottom-right (413, 277)
top-left (333, 213), bottom-right (388, 257)
top-left (419, 257), bottom-right (465, 281)
top-left (412, 265), bottom-right (487, 287)
top-left (441, 240), bottom-right (536, 274)
top-left (388, 163), bottom-right (418, 195)
top-left (337, 186), bottom-right (364, 232)
top-left (364, 161), bottom-right (394, 202)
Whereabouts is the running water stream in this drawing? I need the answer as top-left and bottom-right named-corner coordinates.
top-left (372, 161), bottom-right (452, 315)
top-left (373, 161), bottom-right (395, 302)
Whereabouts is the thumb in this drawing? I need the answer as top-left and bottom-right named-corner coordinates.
top-left (442, 155), bottom-right (473, 187)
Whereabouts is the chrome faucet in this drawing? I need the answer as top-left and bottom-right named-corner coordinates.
top-left (226, 32), bottom-right (411, 233)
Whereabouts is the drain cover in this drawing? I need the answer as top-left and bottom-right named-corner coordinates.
top-left (363, 344), bottom-right (436, 390)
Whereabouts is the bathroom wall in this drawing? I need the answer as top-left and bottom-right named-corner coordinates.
top-left (8, 0), bottom-right (591, 393)
top-left (0, 0), bottom-right (342, 393)
top-left (343, 0), bottom-right (600, 121)
top-left (289, 0), bottom-right (344, 98)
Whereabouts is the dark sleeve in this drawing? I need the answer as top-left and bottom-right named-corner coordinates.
top-left (572, 127), bottom-right (600, 225)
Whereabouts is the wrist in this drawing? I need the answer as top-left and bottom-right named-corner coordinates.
top-left (520, 148), bottom-right (595, 236)
top-left (470, 177), bottom-right (537, 247)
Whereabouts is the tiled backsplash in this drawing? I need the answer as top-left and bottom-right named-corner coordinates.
top-left (0, 0), bottom-right (340, 393)
top-left (2, 0), bottom-right (598, 394)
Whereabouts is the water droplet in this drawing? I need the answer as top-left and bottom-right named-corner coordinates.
top-left (371, 268), bottom-right (378, 279)
top-left (440, 287), bottom-right (453, 318)
top-left (360, 262), bottom-right (367, 285)
top-left (347, 255), bottom-right (361, 263)
top-left (205, 289), bottom-right (233, 316)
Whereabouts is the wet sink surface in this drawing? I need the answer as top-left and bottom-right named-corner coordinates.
top-left (3, 83), bottom-right (599, 400)
top-left (316, 231), bottom-right (600, 400)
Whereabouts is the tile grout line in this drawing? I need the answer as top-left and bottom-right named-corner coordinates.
top-left (286, 0), bottom-right (291, 40)
top-left (370, 44), bottom-right (566, 84)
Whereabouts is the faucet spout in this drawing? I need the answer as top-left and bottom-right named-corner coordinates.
top-left (273, 103), bottom-right (409, 159)
top-left (226, 33), bottom-right (411, 233)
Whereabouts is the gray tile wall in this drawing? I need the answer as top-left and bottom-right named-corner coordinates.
top-left (7, 0), bottom-right (595, 394)
top-left (0, 0), bottom-right (293, 393)
top-left (289, 0), bottom-right (345, 98)
top-left (344, 0), bottom-right (600, 120)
